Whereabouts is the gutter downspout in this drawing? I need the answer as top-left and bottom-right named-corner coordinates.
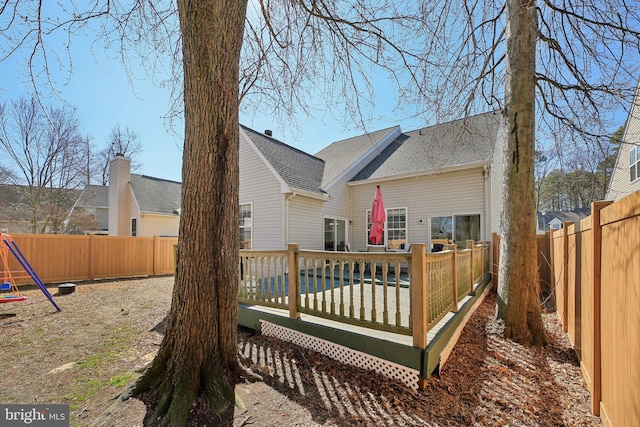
top-left (285, 192), bottom-right (297, 247)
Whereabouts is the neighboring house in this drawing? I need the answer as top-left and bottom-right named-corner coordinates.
top-left (536, 208), bottom-right (591, 234)
top-left (107, 154), bottom-right (181, 237)
top-left (606, 78), bottom-right (640, 201)
top-left (240, 111), bottom-right (505, 252)
top-left (0, 184), bottom-right (80, 234)
top-left (65, 185), bottom-right (109, 234)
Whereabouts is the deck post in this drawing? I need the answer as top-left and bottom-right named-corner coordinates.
top-left (492, 233), bottom-right (499, 287)
top-left (288, 243), bottom-right (300, 320)
top-left (479, 242), bottom-right (484, 283)
top-left (410, 244), bottom-right (427, 349)
top-left (445, 244), bottom-right (458, 310)
top-left (467, 240), bottom-right (474, 287)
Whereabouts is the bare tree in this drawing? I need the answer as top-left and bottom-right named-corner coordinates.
top-left (96, 124), bottom-right (143, 185)
top-left (0, 96), bottom-right (86, 233)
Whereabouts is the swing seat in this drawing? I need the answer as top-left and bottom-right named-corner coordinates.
top-left (0, 295), bottom-right (27, 303)
top-left (0, 283), bottom-right (11, 291)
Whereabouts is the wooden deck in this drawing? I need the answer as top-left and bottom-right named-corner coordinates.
top-left (239, 276), bottom-right (492, 390)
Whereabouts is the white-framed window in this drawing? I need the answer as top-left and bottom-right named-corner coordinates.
top-left (366, 207), bottom-right (407, 250)
top-left (131, 218), bottom-right (137, 236)
top-left (239, 203), bottom-right (252, 249)
top-left (386, 208), bottom-right (407, 250)
top-left (630, 145), bottom-right (640, 182)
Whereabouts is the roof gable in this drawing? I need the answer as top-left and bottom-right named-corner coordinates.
top-left (315, 126), bottom-right (400, 187)
top-left (130, 175), bottom-right (182, 215)
top-left (351, 111), bottom-right (502, 182)
top-left (241, 125), bottom-right (326, 196)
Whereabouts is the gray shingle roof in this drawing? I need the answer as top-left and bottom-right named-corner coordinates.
top-left (130, 175), bottom-right (182, 215)
top-left (538, 208), bottom-right (591, 227)
top-left (351, 111), bottom-right (502, 182)
top-left (0, 184), bottom-right (81, 221)
top-left (314, 126), bottom-right (398, 187)
top-left (75, 185), bottom-right (108, 208)
top-left (241, 125), bottom-right (326, 195)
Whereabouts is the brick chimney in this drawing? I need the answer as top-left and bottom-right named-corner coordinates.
top-left (108, 154), bottom-right (131, 236)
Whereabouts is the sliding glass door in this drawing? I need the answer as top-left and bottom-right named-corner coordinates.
top-left (324, 217), bottom-right (347, 251)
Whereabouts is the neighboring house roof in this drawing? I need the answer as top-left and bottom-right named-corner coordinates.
top-left (241, 125), bottom-right (326, 196)
top-left (351, 111), bottom-right (502, 182)
top-left (75, 185), bottom-right (108, 209)
top-left (0, 184), bottom-right (81, 233)
top-left (130, 175), bottom-right (182, 215)
top-left (537, 208), bottom-right (591, 231)
top-left (315, 126), bottom-right (399, 187)
top-left (0, 184), bottom-right (32, 221)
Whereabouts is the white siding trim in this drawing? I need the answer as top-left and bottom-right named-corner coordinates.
top-left (347, 161), bottom-right (490, 186)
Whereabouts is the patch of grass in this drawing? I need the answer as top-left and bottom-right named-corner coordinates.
top-left (65, 372), bottom-right (138, 411)
top-left (68, 323), bottom-right (141, 411)
top-left (108, 372), bottom-right (137, 387)
top-left (109, 324), bottom-right (138, 347)
top-left (3, 336), bottom-right (32, 357)
top-left (76, 323), bottom-right (138, 369)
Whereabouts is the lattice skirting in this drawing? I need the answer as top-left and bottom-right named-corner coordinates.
top-left (260, 320), bottom-right (420, 390)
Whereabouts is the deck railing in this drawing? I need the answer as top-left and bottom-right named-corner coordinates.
top-left (239, 240), bottom-right (491, 349)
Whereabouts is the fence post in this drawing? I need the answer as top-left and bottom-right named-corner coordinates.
top-left (288, 243), bottom-right (300, 320)
top-left (590, 200), bottom-right (612, 415)
top-left (89, 234), bottom-right (96, 281)
top-left (152, 235), bottom-right (158, 276)
top-left (410, 243), bottom-right (427, 350)
top-left (561, 222), bottom-right (572, 332)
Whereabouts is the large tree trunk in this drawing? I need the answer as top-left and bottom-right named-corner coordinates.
top-left (132, 1), bottom-right (248, 425)
top-left (495, 0), bottom-right (548, 346)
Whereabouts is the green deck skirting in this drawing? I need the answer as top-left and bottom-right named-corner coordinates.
top-left (238, 275), bottom-right (492, 381)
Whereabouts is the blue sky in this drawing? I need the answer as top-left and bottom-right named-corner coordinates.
top-left (0, 31), bottom-right (425, 184)
top-left (1, 6), bottom-right (630, 185)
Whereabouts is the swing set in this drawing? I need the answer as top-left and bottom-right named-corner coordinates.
top-left (1, 232), bottom-right (61, 312)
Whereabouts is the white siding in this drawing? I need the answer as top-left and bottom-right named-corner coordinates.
top-left (239, 132), bottom-right (286, 250)
top-left (140, 215), bottom-right (179, 237)
top-left (349, 169), bottom-right (487, 251)
top-left (607, 88), bottom-right (640, 201)
top-left (288, 196), bottom-right (325, 250)
top-left (319, 161), bottom-right (364, 247)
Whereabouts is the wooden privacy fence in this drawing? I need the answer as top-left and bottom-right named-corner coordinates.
top-left (551, 191), bottom-right (640, 427)
top-left (5, 234), bottom-right (178, 284)
top-left (239, 241), bottom-right (491, 349)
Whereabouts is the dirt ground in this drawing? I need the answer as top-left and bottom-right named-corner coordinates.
top-left (0, 276), bottom-right (602, 426)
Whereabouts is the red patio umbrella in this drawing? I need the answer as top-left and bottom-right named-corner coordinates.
top-left (368, 185), bottom-right (386, 245)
